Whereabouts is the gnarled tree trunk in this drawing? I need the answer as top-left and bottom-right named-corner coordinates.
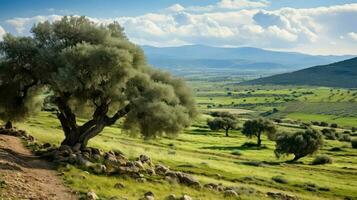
top-left (55, 96), bottom-right (130, 150)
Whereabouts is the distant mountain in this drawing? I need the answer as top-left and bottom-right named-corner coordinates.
top-left (240, 57), bottom-right (357, 88)
top-left (142, 45), bottom-right (353, 74)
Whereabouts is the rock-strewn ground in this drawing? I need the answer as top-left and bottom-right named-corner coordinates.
top-left (0, 134), bottom-right (77, 200)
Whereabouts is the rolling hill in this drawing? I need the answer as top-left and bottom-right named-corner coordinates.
top-left (240, 57), bottom-right (357, 88)
top-left (142, 45), bottom-right (353, 74)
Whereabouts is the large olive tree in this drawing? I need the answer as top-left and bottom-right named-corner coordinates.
top-left (0, 16), bottom-right (197, 150)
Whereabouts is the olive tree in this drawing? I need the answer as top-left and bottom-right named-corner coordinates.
top-left (274, 129), bottom-right (323, 161)
top-left (241, 119), bottom-right (276, 146)
top-left (0, 16), bottom-right (197, 150)
top-left (207, 112), bottom-right (237, 137)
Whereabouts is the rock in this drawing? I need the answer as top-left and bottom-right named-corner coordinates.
top-left (180, 195), bottom-right (192, 200)
top-left (166, 194), bottom-right (176, 200)
top-left (139, 154), bottom-right (152, 165)
top-left (136, 178), bottom-right (147, 183)
top-left (175, 172), bottom-right (201, 189)
top-left (59, 145), bottom-right (72, 152)
top-left (144, 191), bottom-right (154, 197)
top-left (92, 164), bottom-right (107, 174)
top-left (146, 168), bottom-right (156, 176)
top-left (155, 164), bottom-right (169, 175)
top-left (134, 160), bottom-right (145, 169)
top-left (224, 189), bottom-right (238, 197)
top-left (72, 143), bottom-right (82, 152)
top-left (114, 183), bottom-right (125, 189)
top-left (267, 192), bottom-right (299, 200)
top-left (86, 191), bottom-right (99, 200)
top-left (92, 154), bottom-right (102, 161)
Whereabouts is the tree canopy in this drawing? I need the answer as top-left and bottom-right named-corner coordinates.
top-left (207, 112), bottom-right (237, 137)
top-left (0, 16), bottom-right (197, 149)
top-left (274, 129), bottom-right (323, 161)
top-left (241, 118), bottom-right (276, 146)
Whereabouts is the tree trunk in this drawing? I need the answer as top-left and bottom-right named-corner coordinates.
top-left (257, 132), bottom-right (262, 146)
top-left (55, 97), bottom-right (131, 151)
top-left (5, 121), bottom-right (12, 129)
top-left (225, 128), bottom-right (229, 137)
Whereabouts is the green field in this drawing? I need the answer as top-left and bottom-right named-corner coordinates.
top-left (8, 79), bottom-right (356, 200)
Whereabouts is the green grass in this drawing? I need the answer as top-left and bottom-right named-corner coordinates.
top-left (16, 110), bottom-right (357, 200)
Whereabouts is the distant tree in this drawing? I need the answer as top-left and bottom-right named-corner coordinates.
top-left (241, 119), bottom-right (276, 146)
top-left (0, 16), bottom-right (197, 150)
top-left (274, 129), bottom-right (323, 161)
top-left (207, 112), bottom-right (237, 137)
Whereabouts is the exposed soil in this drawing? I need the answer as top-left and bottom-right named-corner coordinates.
top-left (0, 134), bottom-right (77, 200)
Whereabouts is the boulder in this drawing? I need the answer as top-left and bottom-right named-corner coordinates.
top-left (224, 189), bottom-right (238, 197)
top-left (139, 154), bottom-right (152, 165)
top-left (175, 172), bottom-right (201, 189)
top-left (144, 191), bottom-right (154, 198)
top-left (86, 191), bottom-right (99, 200)
top-left (267, 192), bottom-right (299, 200)
top-left (155, 164), bottom-right (169, 175)
top-left (92, 164), bottom-right (107, 174)
top-left (180, 195), bottom-right (192, 200)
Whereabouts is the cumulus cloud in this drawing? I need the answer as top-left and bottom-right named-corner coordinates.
top-left (6, 15), bottom-right (62, 33)
top-left (347, 32), bottom-right (357, 41)
top-left (4, 2), bottom-right (357, 54)
top-left (165, 0), bottom-right (269, 13)
top-left (0, 26), bottom-right (6, 41)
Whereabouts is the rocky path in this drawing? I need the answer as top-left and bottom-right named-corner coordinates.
top-left (0, 134), bottom-right (77, 200)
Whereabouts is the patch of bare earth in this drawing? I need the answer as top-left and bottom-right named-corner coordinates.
top-left (0, 134), bottom-right (77, 200)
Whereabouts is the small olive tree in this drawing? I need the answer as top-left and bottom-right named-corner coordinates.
top-left (241, 119), bottom-right (276, 146)
top-left (207, 112), bottom-right (237, 137)
top-left (0, 16), bottom-right (197, 150)
top-left (274, 129), bottom-right (323, 161)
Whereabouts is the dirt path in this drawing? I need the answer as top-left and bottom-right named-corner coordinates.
top-left (0, 134), bottom-right (77, 200)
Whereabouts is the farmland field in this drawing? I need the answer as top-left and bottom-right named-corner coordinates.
top-left (13, 79), bottom-right (357, 200)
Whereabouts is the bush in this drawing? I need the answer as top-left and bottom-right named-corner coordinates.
top-left (351, 138), bottom-right (357, 149)
top-left (330, 123), bottom-right (338, 128)
top-left (338, 134), bottom-right (351, 142)
top-left (311, 155), bottom-right (333, 165)
top-left (319, 122), bottom-right (329, 127)
top-left (321, 129), bottom-right (337, 140)
top-left (271, 176), bottom-right (288, 184)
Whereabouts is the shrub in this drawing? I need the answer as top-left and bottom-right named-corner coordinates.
top-left (330, 123), bottom-right (338, 128)
top-left (329, 147), bottom-right (343, 152)
top-left (351, 127), bottom-right (357, 132)
top-left (351, 138), bottom-right (357, 149)
top-left (311, 155), bottom-right (333, 165)
top-left (272, 176), bottom-right (288, 184)
top-left (319, 122), bottom-right (329, 127)
top-left (338, 134), bottom-right (351, 142)
top-left (274, 129), bottom-right (323, 161)
top-left (321, 129), bottom-right (337, 140)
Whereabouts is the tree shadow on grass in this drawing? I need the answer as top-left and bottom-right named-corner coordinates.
top-left (201, 142), bottom-right (268, 151)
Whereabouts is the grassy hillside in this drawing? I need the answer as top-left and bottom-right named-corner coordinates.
top-left (241, 57), bottom-right (357, 88)
top-left (16, 112), bottom-right (357, 200)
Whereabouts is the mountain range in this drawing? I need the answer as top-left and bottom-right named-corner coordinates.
top-left (240, 57), bottom-right (357, 88)
top-left (142, 45), bottom-right (353, 74)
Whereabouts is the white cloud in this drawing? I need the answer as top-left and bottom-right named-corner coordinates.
top-left (347, 32), bottom-right (357, 41)
top-left (6, 15), bottom-right (62, 33)
top-left (0, 26), bottom-right (6, 41)
top-left (3, 3), bottom-right (357, 55)
top-left (166, 0), bottom-right (269, 13)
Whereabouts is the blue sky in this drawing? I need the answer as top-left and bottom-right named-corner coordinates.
top-left (0, 0), bottom-right (357, 55)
